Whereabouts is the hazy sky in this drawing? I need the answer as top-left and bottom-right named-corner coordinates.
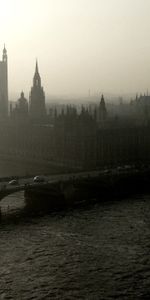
top-left (0, 0), bottom-right (150, 100)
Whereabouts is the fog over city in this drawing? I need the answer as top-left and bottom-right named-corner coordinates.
top-left (0, 0), bottom-right (150, 99)
top-left (2, 2), bottom-right (150, 299)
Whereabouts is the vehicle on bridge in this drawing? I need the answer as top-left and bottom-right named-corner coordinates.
top-left (33, 176), bottom-right (46, 183)
top-left (8, 179), bottom-right (19, 186)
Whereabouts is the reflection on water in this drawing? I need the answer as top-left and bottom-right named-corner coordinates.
top-left (0, 192), bottom-right (150, 299)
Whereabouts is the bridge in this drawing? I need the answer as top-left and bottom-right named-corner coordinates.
top-left (0, 185), bottom-right (24, 201)
top-left (0, 166), bottom-right (137, 202)
top-left (0, 182), bottom-right (51, 202)
top-left (0, 170), bottom-right (105, 202)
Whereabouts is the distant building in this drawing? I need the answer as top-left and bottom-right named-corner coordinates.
top-left (96, 94), bottom-right (107, 125)
top-left (29, 60), bottom-right (46, 121)
top-left (10, 91), bottom-right (28, 120)
top-left (17, 91), bottom-right (28, 114)
top-left (0, 45), bottom-right (8, 118)
top-left (135, 94), bottom-right (150, 106)
top-left (130, 93), bottom-right (150, 125)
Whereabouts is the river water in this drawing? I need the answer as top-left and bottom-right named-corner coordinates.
top-left (0, 192), bottom-right (150, 299)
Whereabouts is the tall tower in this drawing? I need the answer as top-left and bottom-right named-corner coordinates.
top-left (29, 60), bottom-right (46, 121)
top-left (0, 45), bottom-right (8, 117)
top-left (99, 94), bottom-right (107, 120)
top-left (97, 94), bottom-right (107, 124)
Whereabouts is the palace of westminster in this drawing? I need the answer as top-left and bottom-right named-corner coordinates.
top-left (0, 46), bottom-right (150, 175)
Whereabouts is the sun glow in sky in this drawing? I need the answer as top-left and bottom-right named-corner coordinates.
top-left (0, 0), bottom-right (150, 100)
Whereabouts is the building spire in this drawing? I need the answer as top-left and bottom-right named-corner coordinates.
top-left (33, 59), bottom-right (41, 87)
top-left (29, 59), bottom-right (46, 120)
top-left (101, 94), bottom-right (104, 103)
top-left (99, 94), bottom-right (107, 121)
top-left (35, 59), bottom-right (39, 74)
top-left (2, 44), bottom-right (7, 62)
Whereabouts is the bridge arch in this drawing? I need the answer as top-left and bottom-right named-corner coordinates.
top-left (0, 186), bottom-right (25, 201)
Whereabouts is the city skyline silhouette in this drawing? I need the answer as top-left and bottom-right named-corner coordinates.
top-left (0, 0), bottom-right (150, 99)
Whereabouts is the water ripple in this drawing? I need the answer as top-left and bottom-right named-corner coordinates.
top-left (0, 193), bottom-right (150, 299)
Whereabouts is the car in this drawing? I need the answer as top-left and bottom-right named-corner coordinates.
top-left (33, 176), bottom-right (46, 183)
top-left (8, 179), bottom-right (19, 186)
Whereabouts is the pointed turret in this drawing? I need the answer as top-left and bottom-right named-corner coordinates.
top-left (33, 59), bottom-right (41, 87)
top-left (2, 44), bottom-right (7, 62)
top-left (98, 94), bottom-right (107, 122)
top-left (29, 60), bottom-right (46, 121)
top-left (0, 45), bottom-right (8, 118)
top-left (100, 94), bottom-right (105, 105)
top-left (35, 59), bottom-right (39, 73)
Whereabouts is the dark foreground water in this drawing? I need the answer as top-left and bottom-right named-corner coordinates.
top-left (0, 193), bottom-right (150, 299)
